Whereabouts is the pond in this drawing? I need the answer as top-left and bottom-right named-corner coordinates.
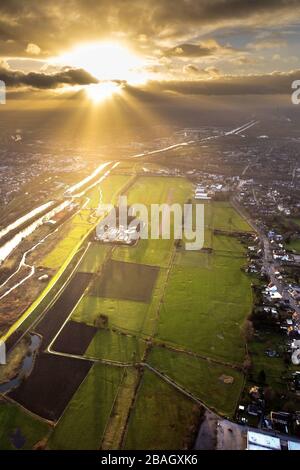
top-left (0, 334), bottom-right (41, 394)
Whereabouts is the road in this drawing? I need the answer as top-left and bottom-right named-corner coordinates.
top-left (131, 120), bottom-right (259, 159)
top-left (232, 196), bottom-right (300, 315)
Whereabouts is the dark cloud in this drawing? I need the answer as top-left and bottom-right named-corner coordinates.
top-left (183, 64), bottom-right (201, 74)
top-left (163, 39), bottom-right (237, 62)
top-left (2, 62), bottom-right (299, 96)
top-left (165, 43), bottom-right (216, 58)
top-left (0, 66), bottom-right (98, 89)
top-left (0, 1), bottom-right (299, 56)
top-left (0, 1), bottom-right (299, 98)
top-left (138, 70), bottom-right (300, 96)
top-left (183, 64), bottom-right (220, 77)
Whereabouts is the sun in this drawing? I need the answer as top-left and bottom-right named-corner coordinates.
top-left (56, 42), bottom-right (146, 84)
top-left (85, 82), bottom-right (120, 103)
top-left (54, 41), bottom-right (148, 102)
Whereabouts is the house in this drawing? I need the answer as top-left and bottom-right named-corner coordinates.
top-left (270, 292), bottom-right (283, 300)
top-left (246, 431), bottom-right (281, 450)
top-left (247, 404), bottom-right (262, 416)
top-left (194, 185), bottom-right (211, 200)
top-left (194, 193), bottom-right (211, 200)
top-left (288, 441), bottom-right (300, 450)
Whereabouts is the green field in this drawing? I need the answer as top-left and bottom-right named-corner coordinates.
top-left (48, 364), bottom-right (123, 450)
top-left (174, 250), bottom-right (211, 268)
top-left (72, 264), bottom-right (168, 339)
top-left (86, 175), bottom-right (129, 209)
top-left (112, 177), bottom-right (193, 264)
top-left (0, 401), bottom-right (50, 450)
top-left (287, 238), bottom-right (300, 253)
top-left (42, 220), bottom-right (92, 270)
top-left (71, 295), bottom-right (149, 334)
top-left (212, 202), bottom-right (253, 233)
top-left (292, 218), bottom-right (300, 228)
top-left (85, 329), bottom-right (147, 363)
top-left (247, 332), bottom-right (288, 390)
top-left (124, 369), bottom-right (199, 450)
top-left (148, 347), bottom-right (244, 417)
top-left (41, 174), bottom-right (129, 270)
top-left (77, 242), bottom-right (109, 273)
top-left (156, 250), bottom-right (252, 364)
top-left (126, 176), bottom-right (192, 207)
top-left (212, 234), bottom-right (247, 254)
top-left (112, 238), bottom-right (174, 267)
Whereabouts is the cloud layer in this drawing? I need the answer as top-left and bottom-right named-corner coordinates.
top-left (0, 0), bottom-right (299, 56)
top-left (1, 1), bottom-right (300, 98)
top-left (0, 67), bottom-right (98, 89)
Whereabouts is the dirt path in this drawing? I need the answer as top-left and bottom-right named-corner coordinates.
top-left (101, 368), bottom-right (139, 450)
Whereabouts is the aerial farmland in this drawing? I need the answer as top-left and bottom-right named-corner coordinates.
top-left (0, 168), bottom-right (254, 450)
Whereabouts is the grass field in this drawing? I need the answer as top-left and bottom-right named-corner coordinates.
top-left (77, 242), bottom-right (109, 273)
top-left (148, 347), bottom-right (244, 417)
top-left (112, 176), bottom-right (193, 264)
top-left (71, 296), bottom-right (149, 334)
top-left (126, 176), bottom-right (192, 207)
top-left (247, 332), bottom-right (288, 390)
top-left (71, 267), bottom-right (168, 340)
top-left (124, 369), bottom-right (199, 450)
top-left (85, 329), bottom-right (147, 363)
top-left (156, 250), bottom-right (252, 364)
top-left (174, 250), bottom-right (211, 268)
top-left (291, 218), bottom-right (300, 228)
top-left (212, 202), bottom-right (253, 233)
top-left (287, 238), bottom-right (300, 253)
top-left (48, 363), bottom-right (123, 450)
top-left (112, 238), bottom-right (174, 267)
top-left (42, 221), bottom-right (92, 270)
top-left (212, 234), bottom-right (247, 254)
top-left (41, 174), bottom-right (129, 270)
top-left (86, 175), bottom-right (128, 209)
top-left (0, 401), bottom-right (50, 450)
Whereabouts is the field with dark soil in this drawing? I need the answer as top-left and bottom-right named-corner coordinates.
top-left (35, 272), bottom-right (93, 349)
top-left (9, 353), bottom-right (93, 421)
top-left (91, 260), bottom-right (159, 302)
top-left (52, 320), bottom-right (97, 355)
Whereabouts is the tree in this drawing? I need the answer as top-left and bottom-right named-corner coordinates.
top-left (258, 369), bottom-right (266, 385)
top-left (243, 356), bottom-right (252, 373)
top-left (241, 320), bottom-right (254, 342)
top-left (95, 313), bottom-right (108, 328)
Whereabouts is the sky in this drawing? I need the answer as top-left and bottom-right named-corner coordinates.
top-left (1, 0), bottom-right (300, 105)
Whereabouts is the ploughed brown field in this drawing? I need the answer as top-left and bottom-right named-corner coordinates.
top-left (91, 260), bottom-right (159, 302)
top-left (9, 353), bottom-right (93, 421)
top-left (35, 272), bottom-right (94, 349)
top-left (52, 320), bottom-right (97, 356)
